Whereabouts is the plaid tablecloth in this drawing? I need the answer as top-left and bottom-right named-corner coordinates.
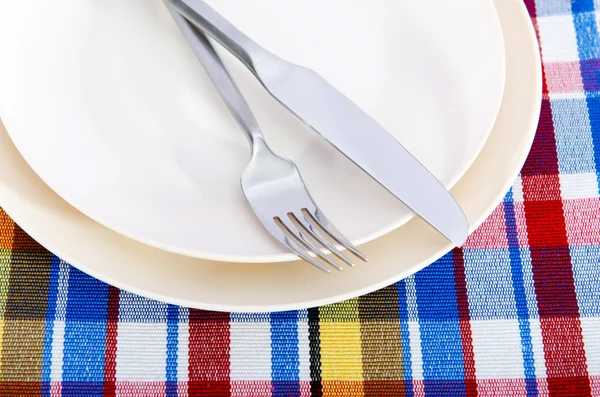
top-left (1, 1), bottom-right (600, 396)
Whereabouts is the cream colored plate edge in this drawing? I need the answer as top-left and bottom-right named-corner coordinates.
top-left (0, 0), bottom-right (540, 312)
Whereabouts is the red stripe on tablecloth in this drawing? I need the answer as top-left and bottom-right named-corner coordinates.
top-left (544, 61), bottom-right (585, 95)
top-left (520, 64), bottom-right (591, 396)
top-left (463, 204), bottom-right (509, 249)
top-left (563, 198), bottom-right (600, 245)
top-left (476, 379), bottom-right (528, 396)
top-left (104, 286), bottom-right (121, 397)
top-left (114, 382), bottom-right (166, 396)
top-left (523, 0), bottom-right (537, 18)
top-left (452, 248), bottom-right (477, 397)
top-left (188, 310), bottom-right (231, 397)
top-left (230, 381), bottom-right (273, 397)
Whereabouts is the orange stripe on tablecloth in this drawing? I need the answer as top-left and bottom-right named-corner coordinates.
top-left (319, 381), bottom-right (365, 396)
top-left (358, 286), bottom-right (405, 397)
top-left (0, 222), bottom-right (52, 389)
top-left (0, 209), bottom-right (15, 250)
top-left (0, 381), bottom-right (45, 395)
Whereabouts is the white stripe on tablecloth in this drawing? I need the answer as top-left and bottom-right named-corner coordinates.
top-left (297, 310), bottom-right (311, 382)
top-left (405, 277), bottom-right (424, 383)
top-left (537, 14), bottom-right (579, 63)
top-left (470, 319), bottom-right (526, 379)
top-left (229, 314), bottom-right (272, 381)
top-left (116, 293), bottom-right (168, 381)
top-left (116, 322), bottom-right (168, 381)
top-left (528, 318), bottom-right (548, 380)
top-left (50, 261), bottom-right (70, 382)
top-left (581, 317), bottom-right (600, 376)
top-left (559, 173), bottom-right (600, 200)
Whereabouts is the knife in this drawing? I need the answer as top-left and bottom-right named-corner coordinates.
top-left (167, 0), bottom-right (469, 246)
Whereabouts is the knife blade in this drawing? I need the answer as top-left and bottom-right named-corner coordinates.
top-left (167, 0), bottom-right (469, 246)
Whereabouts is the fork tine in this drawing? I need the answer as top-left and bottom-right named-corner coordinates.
top-left (302, 209), bottom-right (368, 262)
top-left (294, 237), bottom-right (344, 271)
top-left (272, 218), bottom-right (332, 272)
top-left (277, 233), bottom-right (331, 273)
top-left (288, 213), bottom-right (354, 267)
top-left (285, 243), bottom-right (331, 273)
top-left (275, 217), bottom-right (343, 271)
top-left (285, 213), bottom-right (345, 270)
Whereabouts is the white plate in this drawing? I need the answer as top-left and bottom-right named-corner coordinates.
top-left (0, 0), bottom-right (505, 262)
top-left (0, 0), bottom-right (539, 312)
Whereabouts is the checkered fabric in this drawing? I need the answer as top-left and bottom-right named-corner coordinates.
top-left (1, 0), bottom-right (600, 396)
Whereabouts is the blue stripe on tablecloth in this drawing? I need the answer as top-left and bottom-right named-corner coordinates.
top-left (463, 248), bottom-right (516, 320)
top-left (504, 190), bottom-right (539, 396)
top-left (578, 57), bottom-right (600, 93)
top-left (396, 281), bottom-right (414, 397)
top-left (551, 98), bottom-right (597, 174)
top-left (518, 247), bottom-right (540, 321)
top-left (533, 0), bottom-right (572, 16)
top-left (166, 304), bottom-right (179, 397)
top-left (271, 311), bottom-right (300, 397)
top-left (570, 245), bottom-right (600, 316)
top-left (571, 4), bottom-right (600, 188)
top-left (414, 254), bottom-right (466, 395)
top-left (118, 291), bottom-right (168, 322)
top-left (62, 268), bottom-right (109, 396)
top-left (41, 255), bottom-right (61, 396)
top-left (584, 96), bottom-right (600, 189)
top-left (573, 12), bottom-right (600, 61)
top-left (572, 0), bottom-right (596, 15)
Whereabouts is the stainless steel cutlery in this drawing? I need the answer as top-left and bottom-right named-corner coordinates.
top-left (167, 0), bottom-right (469, 269)
top-left (168, 5), bottom-right (367, 271)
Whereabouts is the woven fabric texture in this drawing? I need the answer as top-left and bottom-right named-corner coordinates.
top-left (1, 1), bottom-right (600, 396)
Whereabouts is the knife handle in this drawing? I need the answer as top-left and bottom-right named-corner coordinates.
top-left (167, 0), bottom-right (272, 76)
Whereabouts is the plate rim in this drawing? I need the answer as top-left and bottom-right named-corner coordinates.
top-left (0, 0), bottom-right (541, 312)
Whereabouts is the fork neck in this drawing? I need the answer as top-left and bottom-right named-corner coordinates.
top-left (168, 0), bottom-right (270, 76)
top-left (250, 135), bottom-right (270, 155)
top-left (169, 9), bottom-right (268, 150)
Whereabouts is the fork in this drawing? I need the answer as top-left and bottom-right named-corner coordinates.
top-left (168, 5), bottom-right (367, 272)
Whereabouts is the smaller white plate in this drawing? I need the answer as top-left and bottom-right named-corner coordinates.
top-left (0, 0), bottom-right (505, 262)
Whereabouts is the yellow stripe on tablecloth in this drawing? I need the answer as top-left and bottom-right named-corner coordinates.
top-left (319, 298), bottom-right (364, 396)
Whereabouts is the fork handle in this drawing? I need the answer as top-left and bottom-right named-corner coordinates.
top-left (167, 0), bottom-right (271, 77)
top-left (168, 4), bottom-right (265, 147)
